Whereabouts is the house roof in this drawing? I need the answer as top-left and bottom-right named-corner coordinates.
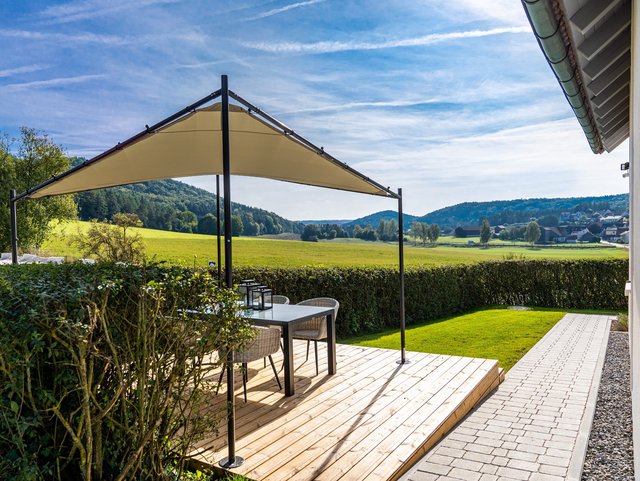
top-left (522, 0), bottom-right (630, 153)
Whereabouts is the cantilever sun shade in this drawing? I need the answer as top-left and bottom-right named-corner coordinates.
top-left (27, 103), bottom-right (393, 200)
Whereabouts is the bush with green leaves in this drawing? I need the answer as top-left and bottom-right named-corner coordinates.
top-left (0, 263), bottom-right (254, 481)
top-left (235, 259), bottom-right (628, 336)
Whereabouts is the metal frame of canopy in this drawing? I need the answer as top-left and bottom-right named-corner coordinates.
top-left (8, 75), bottom-right (408, 469)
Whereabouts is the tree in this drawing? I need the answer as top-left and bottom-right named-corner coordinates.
top-left (231, 215), bottom-right (243, 237)
top-left (301, 224), bottom-right (319, 242)
top-left (69, 213), bottom-right (145, 263)
top-left (479, 219), bottom-right (492, 246)
top-left (525, 221), bottom-right (541, 246)
top-left (538, 214), bottom-right (559, 227)
top-left (428, 224), bottom-right (440, 245)
top-left (197, 213), bottom-right (217, 235)
top-left (418, 222), bottom-right (429, 246)
top-left (0, 128), bottom-right (76, 250)
top-left (454, 226), bottom-right (467, 238)
top-left (410, 220), bottom-right (421, 245)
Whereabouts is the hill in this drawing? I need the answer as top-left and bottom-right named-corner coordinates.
top-left (75, 178), bottom-right (303, 236)
top-left (343, 210), bottom-right (418, 229)
top-left (417, 194), bottom-right (628, 227)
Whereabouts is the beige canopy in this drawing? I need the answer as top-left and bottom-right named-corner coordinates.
top-left (28, 103), bottom-right (394, 199)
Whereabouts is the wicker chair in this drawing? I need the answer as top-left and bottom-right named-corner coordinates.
top-left (270, 294), bottom-right (290, 354)
top-left (217, 326), bottom-right (282, 402)
top-left (272, 295), bottom-right (290, 305)
top-left (294, 298), bottom-right (339, 375)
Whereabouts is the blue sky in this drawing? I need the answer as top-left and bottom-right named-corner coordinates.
top-left (0, 0), bottom-right (629, 220)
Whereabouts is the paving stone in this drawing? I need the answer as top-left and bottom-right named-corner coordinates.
top-left (399, 314), bottom-right (610, 481)
top-left (448, 467), bottom-right (482, 481)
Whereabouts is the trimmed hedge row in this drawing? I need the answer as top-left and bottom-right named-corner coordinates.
top-left (235, 259), bottom-right (628, 336)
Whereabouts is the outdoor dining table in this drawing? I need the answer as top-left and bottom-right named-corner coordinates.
top-left (245, 303), bottom-right (336, 396)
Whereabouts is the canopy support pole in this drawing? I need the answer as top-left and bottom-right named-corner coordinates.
top-left (216, 174), bottom-right (222, 287)
top-left (10, 189), bottom-right (18, 265)
top-left (219, 75), bottom-right (243, 469)
top-left (397, 188), bottom-right (407, 364)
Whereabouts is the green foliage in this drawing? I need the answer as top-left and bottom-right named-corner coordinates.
top-left (231, 215), bottom-right (243, 237)
top-left (234, 259), bottom-right (628, 336)
top-left (479, 219), bottom-right (491, 245)
top-left (428, 224), bottom-right (440, 244)
top-left (525, 221), bottom-right (541, 245)
top-left (0, 263), bottom-right (252, 481)
top-left (197, 214), bottom-right (218, 235)
top-left (353, 225), bottom-right (377, 241)
top-left (69, 215), bottom-right (145, 263)
top-left (74, 177), bottom-right (302, 236)
top-left (0, 128), bottom-right (76, 250)
top-left (376, 219), bottom-right (398, 242)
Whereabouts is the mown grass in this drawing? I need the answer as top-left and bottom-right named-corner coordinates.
top-left (342, 308), bottom-right (566, 371)
top-left (41, 221), bottom-right (628, 268)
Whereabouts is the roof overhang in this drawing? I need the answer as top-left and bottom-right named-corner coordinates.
top-left (522, 0), bottom-right (631, 153)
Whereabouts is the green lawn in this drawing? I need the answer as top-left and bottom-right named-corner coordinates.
top-left (342, 308), bottom-right (566, 371)
top-left (41, 221), bottom-right (627, 268)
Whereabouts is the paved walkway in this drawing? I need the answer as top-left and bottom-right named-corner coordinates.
top-left (400, 313), bottom-right (612, 481)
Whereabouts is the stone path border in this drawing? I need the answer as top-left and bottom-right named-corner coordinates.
top-left (400, 313), bottom-right (612, 481)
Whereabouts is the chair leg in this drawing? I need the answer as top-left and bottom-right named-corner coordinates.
top-left (305, 340), bottom-right (310, 361)
top-left (242, 362), bottom-right (247, 403)
top-left (215, 363), bottom-right (225, 395)
top-left (314, 340), bottom-right (319, 376)
top-left (268, 355), bottom-right (282, 390)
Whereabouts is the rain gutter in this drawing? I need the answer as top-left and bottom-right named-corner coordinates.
top-left (522, 0), bottom-right (604, 154)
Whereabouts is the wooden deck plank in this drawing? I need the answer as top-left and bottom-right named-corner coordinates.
top-left (189, 343), bottom-right (501, 480)
top-left (253, 353), bottom-right (451, 480)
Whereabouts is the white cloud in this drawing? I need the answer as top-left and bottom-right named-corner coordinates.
top-left (0, 64), bottom-right (49, 78)
top-left (248, 0), bottom-right (326, 21)
top-left (39, 0), bottom-right (180, 24)
top-left (1, 75), bottom-right (105, 92)
top-left (0, 29), bottom-right (207, 47)
top-left (243, 25), bottom-right (531, 54)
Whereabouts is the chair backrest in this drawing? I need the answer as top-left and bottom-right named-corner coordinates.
top-left (272, 295), bottom-right (290, 305)
top-left (296, 298), bottom-right (340, 338)
top-left (229, 326), bottom-right (281, 363)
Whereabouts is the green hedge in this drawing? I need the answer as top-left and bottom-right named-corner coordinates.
top-left (0, 263), bottom-right (252, 481)
top-left (235, 259), bottom-right (628, 336)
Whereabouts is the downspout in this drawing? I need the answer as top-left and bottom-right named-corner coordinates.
top-left (522, 0), bottom-right (604, 154)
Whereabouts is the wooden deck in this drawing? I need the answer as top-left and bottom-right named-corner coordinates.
top-left (189, 341), bottom-right (502, 481)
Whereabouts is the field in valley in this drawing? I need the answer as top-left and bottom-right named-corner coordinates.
top-left (40, 221), bottom-right (628, 268)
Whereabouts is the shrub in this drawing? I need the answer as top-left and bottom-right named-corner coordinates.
top-left (234, 259), bottom-right (628, 336)
top-left (0, 263), bottom-right (253, 481)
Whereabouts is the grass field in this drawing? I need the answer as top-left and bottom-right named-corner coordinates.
top-left (41, 221), bottom-right (628, 268)
top-left (343, 308), bottom-right (567, 371)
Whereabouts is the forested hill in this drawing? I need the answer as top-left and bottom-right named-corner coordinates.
top-left (418, 194), bottom-right (629, 227)
top-left (75, 179), bottom-right (303, 235)
top-left (343, 210), bottom-right (418, 229)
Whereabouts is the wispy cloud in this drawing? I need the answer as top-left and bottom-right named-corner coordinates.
top-left (1, 74), bottom-right (105, 92)
top-left (0, 29), bottom-right (206, 47)
top-left (0, 64), bottom-right (50, 78)
top-left (39, 0), bottom-right (180, 24)
top-left (278, 98), bottom-right (443, 114)
top-left (247, 0), bottom-right (326, 21)
top-left (243, 25), bottom-right (531, 53)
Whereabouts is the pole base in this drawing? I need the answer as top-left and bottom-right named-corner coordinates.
top-left (219, 456), bottom-right (244, 469)
top-left (396, 358), bottom-right (410, 364)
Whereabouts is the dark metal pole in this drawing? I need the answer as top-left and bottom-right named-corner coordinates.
top-left (9, 189), bottom-right (18, 265)
top-left (397, 188), bottom-right (407, 364)
top-left (216, 174), bottom-right (222, 288)
top-left (219, 75), bottom-right (243, 469)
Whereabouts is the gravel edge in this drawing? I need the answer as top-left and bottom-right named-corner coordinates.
top-left (581, 331), bottom-right (634, 480)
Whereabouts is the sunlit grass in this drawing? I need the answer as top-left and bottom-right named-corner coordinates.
top-left (343, 308), bottom-right (566, 371)
top-left (41, 221), bottom-right (627, 268)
